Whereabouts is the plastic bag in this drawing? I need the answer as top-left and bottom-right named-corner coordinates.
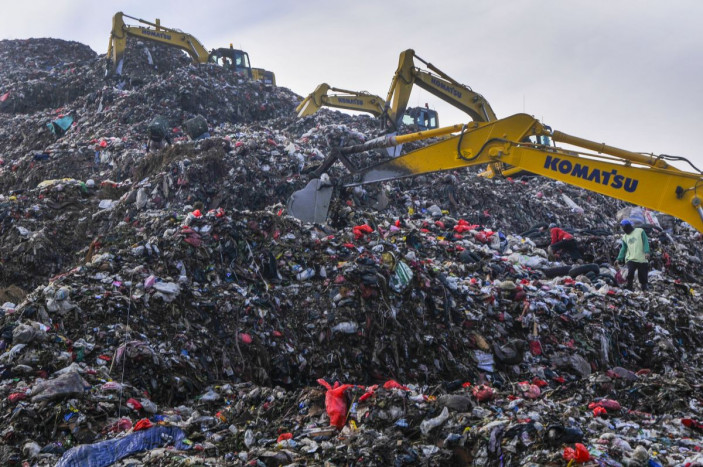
top-left (389, 261), bottom-right (413, 293)
top-left (47, 115), bottom-right (74, 136)
top-left (352, 224), bottom-right (373, 240)
top-left (317, 379), bottom-right (352, 429)
top-left (420, 406), bottom-right (449, 435)
top-left (472, 384), bottom-right (495, 402)
top-left (383, 380), bottom-right (410, 391)
top-left (56, 426), bottom-right (189, 467)
top-left (563, 443), bottom-right (590, 463)
top-left (31, 371), bottom-right (87, 402)
top-left (183, 115), bottom-right (208, 139)
top-left (147, 115), bottom-right (169, 140)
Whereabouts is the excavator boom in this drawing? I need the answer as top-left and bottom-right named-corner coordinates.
top-left (288, 113), bottom-right (703, 233)
top-left (348, 114), bottom-right (703, 232)
top-left (108, 12), bottom-right (210, 74)
top-left (107, 11), bottom-right (275, 85)
top-left (384, 49), bottom-right (497, 129)
top-left (296, 84), bottom-right (385, 118)
top-left (295, 82), bottom-right (437, 131)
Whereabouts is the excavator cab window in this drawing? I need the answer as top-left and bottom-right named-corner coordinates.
top-left (421, 110), bottom-right (438, 130)
top-left (523, 125), bottom-right (554, 147)
top-left (210, 49), bottom-right (252, 77)
top-left (402, 108), bottom-right (438, 130)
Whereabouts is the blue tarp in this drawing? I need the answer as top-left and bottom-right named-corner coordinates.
top-left (56, 425), bottom-right (189, 467)
top-left (47, 115), bottom-right (74, 136)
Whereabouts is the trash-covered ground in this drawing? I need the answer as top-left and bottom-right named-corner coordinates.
top-left (0, 37), bottom-right (701, 466)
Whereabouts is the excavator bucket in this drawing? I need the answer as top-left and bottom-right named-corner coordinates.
top-left (286, 124), bottom-right (466, 223)
top-left (286, 177), bottom-right (333, 224)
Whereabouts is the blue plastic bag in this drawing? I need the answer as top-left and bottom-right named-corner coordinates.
top-left (56, 425), bottom-right (190, 467)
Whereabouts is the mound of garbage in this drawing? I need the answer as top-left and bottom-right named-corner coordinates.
top-left (0, 37), bottom-right (701, 466)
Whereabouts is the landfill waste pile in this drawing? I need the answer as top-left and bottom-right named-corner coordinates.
top-left (0, 37), bottom-right (701, 466)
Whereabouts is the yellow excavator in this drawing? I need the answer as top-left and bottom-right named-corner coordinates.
top-left (296, 49), bottom-right (493, 133)
top-left (296, 84), bottom-right (385, 118)
top-left (287, 113), bottom-right (703, 235)
top-left (382, 49), bottom-right (496, 131)
top-left (107, 12), bottom-right (275, 85)
top-left (295, 83), bottom-right (439, 131)
top-left (382, 48), bottom-right (539, 178)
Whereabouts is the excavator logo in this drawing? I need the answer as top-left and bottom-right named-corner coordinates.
top-left (430, 77), bottom-right (462, 99)
top-left (140, 29), bottom-right (172, 40)
top-left (338, 97), bottom-right (364, 106)
top-left (543, 155), bottom-right (639, 193)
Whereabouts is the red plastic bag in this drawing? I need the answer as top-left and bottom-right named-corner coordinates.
top-left (563, 443), bottom-right (590, 463)
top-left (107, 417), bottom-right (133, 433)
top-left (682, 418), bottom-right (703, 432)
top-left (615, 269), bottom-right (626, 285)
top-left (531, 378), bottom-right (548, 388)
top-left (352, 224), bottom-right (374, 240)
top-left (277, 432), bottom-right (293, 442)
top-left (588, 399), bottom-right (621, 412)
top-left (473, 231), bottom-right (494, 243)
top-left (454, 220), bottom-right (479, 233)
top-left (126, 398), bottom-right (143, 411)
top-left (238, 333), bottom-right (253, 344)
top-left (563, 447), bottom-right (575, 460)
top-left (471, 384), bottom-right (495, 402)
top-left (529, 340), bottom-right (543, 356)
top-left (383, 380), bottom-right (409, 391)
top-left (133, 418), bottom-right (153, 431)
top-left (318, 379), bottom-right (352, 429)
top-left (358, 384), bottom-right (378, 402)
top-left (517, 382), bottom-right (541, 399)
top-left (8, 393), bottom-right (27, 403)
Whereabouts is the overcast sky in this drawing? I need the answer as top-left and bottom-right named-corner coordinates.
top-left (2, 0), bottom-right (702, 171)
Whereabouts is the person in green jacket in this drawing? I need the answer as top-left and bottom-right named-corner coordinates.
top-left (616, 219), bottom-right (650, 291)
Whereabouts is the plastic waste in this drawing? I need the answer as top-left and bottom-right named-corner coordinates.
top-left (332, 322), bottom-right (358, 334)
top-left (47, 115), bottom-right (74, 136)
top-left (389, 261), bottom-right (413, 293)
top-left (420, 407), bottom-right (450, 435)
top-left (317, 379), bottom-right (353, 429)
top-left (31, 371), bottom-right (87, 402)
top-left (56, 426), bottom-right (189, 467)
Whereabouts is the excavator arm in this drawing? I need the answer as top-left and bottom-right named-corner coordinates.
top-left (107, 11), bottom-right (275, 85)
top-left (384, 49), bottom-right (497, 130)
top-left (296, 49), bottom-right (495, 132)
top-left (295, 83), bottom-right (435, 131)
top-left (288, 113), bottom-right (703, 233)
top-left (107, 12), bottom-right (210, 75)
top-left (346, 114), bottom-right (703, 232)
top-left (296, 84), bottom-right (386, 118)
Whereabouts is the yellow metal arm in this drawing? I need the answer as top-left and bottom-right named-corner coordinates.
top-left (296, 83), bottom-right (386, 118)
top-left (385, 49), bottom-right (497, 129)
top-left (349, 114), bottom-right (703, 233)
top-left (107, 12), bottom-right (210, 74)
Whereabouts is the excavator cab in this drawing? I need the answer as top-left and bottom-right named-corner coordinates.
top-left (209, 47), bottom-right (276, 86)
top-left (210, 48), bottom-right (251, 76)
top-left (402, 106), bottom-right (439, 131)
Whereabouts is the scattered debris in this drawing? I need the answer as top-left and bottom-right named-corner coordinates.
top-left (0, 37), bottom-right (700, 466)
